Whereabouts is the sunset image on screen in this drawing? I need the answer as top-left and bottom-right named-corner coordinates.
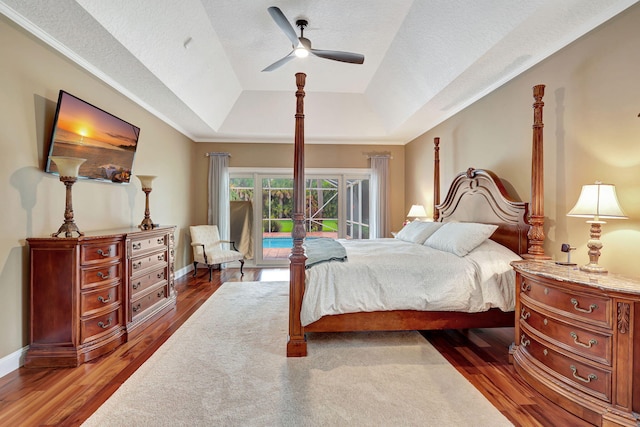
top-left (47, 91), bottom-right (140, 183)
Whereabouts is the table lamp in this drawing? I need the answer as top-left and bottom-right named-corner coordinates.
top-left (137, 175), bottom-right (157, 230)
top-left (49, 156), bottom-right (86, 237)
top-left (567, 182), bottom-right (627, 273)
top-left (403, 204), bottom-right (428, 226)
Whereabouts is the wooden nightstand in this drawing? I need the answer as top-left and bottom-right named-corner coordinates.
top-left (510, 260), bottom-right (640, 426)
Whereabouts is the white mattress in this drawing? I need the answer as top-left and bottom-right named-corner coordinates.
top-left (301, 238), bottom-right (520, 326)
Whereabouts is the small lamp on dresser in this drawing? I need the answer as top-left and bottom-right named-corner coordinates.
top-left (136, 175), bottom-right (157, 230)
top-left (49, 156), bottom-right (86, 237)
top-left (567, 181), bottom-right (627, 273)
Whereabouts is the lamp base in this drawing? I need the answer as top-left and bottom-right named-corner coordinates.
top-left (52, 221), bottom-right (84, 238)
top-left (138, 218), bottom-right (156, 230)
top-left (579, 263), bottom-right (607, 274)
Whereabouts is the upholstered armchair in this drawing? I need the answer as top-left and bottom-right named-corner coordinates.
top-left (190, 225), bottom-right (244, 281)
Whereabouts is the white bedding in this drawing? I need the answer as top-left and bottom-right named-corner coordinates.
top-left (301, 238), bottom-right (520, 326)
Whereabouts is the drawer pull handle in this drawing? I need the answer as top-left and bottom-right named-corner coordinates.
top-left (571, 298), bottom-right (598, 314)
top-left (97, 271), bottom-right (110, 279)
top-left (157, 272), bottom-right (164, 279)
top-left (132, 303), bottom-right (142, 313)
top-left (133, 261), bottom-right (142, 270)
top-left (157, 238), bottom-right (164, 244)
top-left (158, 254), bottom-right (165, 261)
top-left (133, 281), bottom-right (141, 290)
top-left (520, 334), bottom-right (530, 347)
top-left (570, 365), bottom-right (597, 383)
top-left (520, 308), bottom-right (530, 320)
top-left (158, 289), bottom-right (165, 298)
top-left (520, 281), bottom-right (531, 292)
top-left (98, 317), bottom-right (112, 329)
top-left (96, 249), bottom-right (111, 257)
top-left (570, 332), bottom-right (597, 348)
top-left (97, 295), bottom-right (111, 303)
top-left (132, 242), bottom-right (142, 250)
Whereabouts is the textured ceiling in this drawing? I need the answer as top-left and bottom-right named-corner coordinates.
top-left (1, 0), bottom-right (637, 144)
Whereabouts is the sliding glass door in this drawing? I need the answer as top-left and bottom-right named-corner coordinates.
top-left (230, 169), bottom-right (370, 266)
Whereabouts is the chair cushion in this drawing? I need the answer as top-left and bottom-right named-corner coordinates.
top-left (204, 249), bottom-right (244, 264)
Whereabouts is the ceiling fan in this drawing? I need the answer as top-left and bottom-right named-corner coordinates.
top-left (262, 6), bottom-right (365, 72)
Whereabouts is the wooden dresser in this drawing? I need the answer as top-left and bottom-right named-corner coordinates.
top-left (511, 260), bottom-right (640, 426)
top-left (26, 226), bottom-right (176, 368)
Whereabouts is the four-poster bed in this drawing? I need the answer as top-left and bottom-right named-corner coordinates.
top-left (287, 73), bottom-right (547, 357)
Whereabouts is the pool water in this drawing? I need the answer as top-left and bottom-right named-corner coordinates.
top-left (263, 237), bottom-right (293, 249)
top-left (262, 237), bottom-right (319, 249)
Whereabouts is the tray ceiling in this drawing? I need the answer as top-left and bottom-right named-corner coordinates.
top-left (1, 0), bottom-right (637, 144)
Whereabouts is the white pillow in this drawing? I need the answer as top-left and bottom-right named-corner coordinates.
top-left (424, 222), bottom-right (498, 256)
top-left (395, 221), bottom-right (443, 244)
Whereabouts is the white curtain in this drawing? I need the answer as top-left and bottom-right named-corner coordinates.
top-left (370, 155), bottom-right (390, 238)
top-left (207, 153), bottom-right (231, 241)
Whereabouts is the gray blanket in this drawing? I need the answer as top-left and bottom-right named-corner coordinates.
top-left (304, 238), bottom-right (348, 269)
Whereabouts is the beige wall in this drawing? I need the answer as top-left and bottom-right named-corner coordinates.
top-left (192, 143), bottom-right (406, 232)
top-left (406, 4), bottom-right (640, 277)
top-left (0, 17), bottom-right (195, 361)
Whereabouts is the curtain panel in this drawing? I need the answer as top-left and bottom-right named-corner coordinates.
top-left (370, 155), bottom-right (390, 238)
top-left (207, 153), bottom-right (231, 242)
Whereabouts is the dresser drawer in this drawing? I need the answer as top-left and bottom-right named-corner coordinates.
top-left (521, 276), bottom-right (611, 328)
top-left (520, 302), bottom-right (612, 365)
top-left (519, 329), bottom-right (611, 402)
top-left (130, 250), bottom-right (168, 276)
top-left (131, 284), bottom-right (168, 321)
top-left (81, 241), bottom-right (121, 265)
top-left (81, 306), bottom-right (123, 344)
top-left (80, 282), bottom-right (121, 316)
top-left (81, 263), bottom-right (121, 289)
top-left (130, 235), bottom-right (167, 255)
top-left (131, 268), bottom-right (167, 297)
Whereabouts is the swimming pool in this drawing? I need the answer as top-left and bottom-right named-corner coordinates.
top-left (263, 237), bottom-right (293, 249)
top-left (262, 237), bottom-right (320, 248)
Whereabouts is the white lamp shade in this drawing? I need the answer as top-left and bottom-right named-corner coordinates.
top-left (49, 156), bottom-right (86, 177)
top-left (136, 175), bottom-right (157, 189)
top-left (567, 182), bottom-right (627, 220)
top-left (407, 204), bottom-right (428, 218)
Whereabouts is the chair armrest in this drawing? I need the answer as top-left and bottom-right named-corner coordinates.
top-left (191, 242), bottom-right (208, 263)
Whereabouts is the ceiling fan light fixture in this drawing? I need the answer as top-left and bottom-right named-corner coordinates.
top-left (294, 45), bottom-right (309, 58)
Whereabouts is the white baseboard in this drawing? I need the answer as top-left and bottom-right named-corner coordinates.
top-left (175, 264), bottom-right (193, 279)
top-left (0, 346), bottom-right (28, 379)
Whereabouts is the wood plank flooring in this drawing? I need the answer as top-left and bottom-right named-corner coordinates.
top-left (0, 268), bottom-right (590, 426)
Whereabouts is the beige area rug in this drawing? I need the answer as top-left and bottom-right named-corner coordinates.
top-left (82, 281), bottom-right (513, 426)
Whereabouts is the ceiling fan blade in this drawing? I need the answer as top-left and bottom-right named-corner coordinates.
top-left (262, 51), bottom-right (295, 72)
top-left (310, 49), bottom-right (365, 64)
top-left (267, 6), bottom-right (298, 47)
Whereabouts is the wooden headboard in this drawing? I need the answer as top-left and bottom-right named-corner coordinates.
top-left (436, 168), bottom-right (529, 255)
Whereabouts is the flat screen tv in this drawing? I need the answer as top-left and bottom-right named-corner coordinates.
top-left (45, 90), bottom-right (140, 184)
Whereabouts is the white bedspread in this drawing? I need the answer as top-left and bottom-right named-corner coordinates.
top-left (301, 238), bottom-right (519, 326)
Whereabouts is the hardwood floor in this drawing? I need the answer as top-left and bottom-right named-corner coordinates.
top-left (0, 268), bottom-right (590, 426)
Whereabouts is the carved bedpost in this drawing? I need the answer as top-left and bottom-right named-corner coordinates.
top-left (433, 137), bottom-right (440, 221)
top-left (524, 84), bottom-right (550, 259)
top-left (288, 73), bottom-right (308, 357)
